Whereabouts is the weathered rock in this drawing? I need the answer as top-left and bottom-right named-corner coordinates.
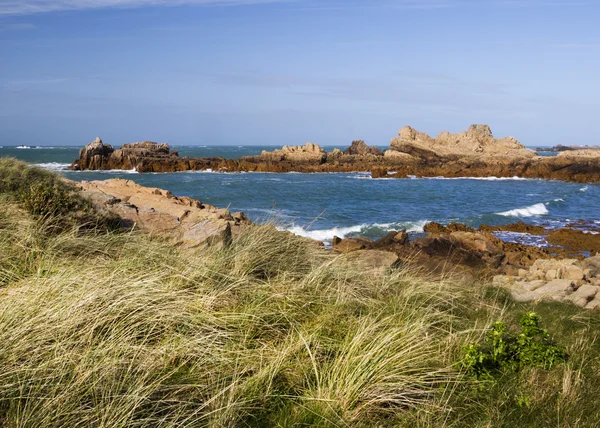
top-left (72, 140), bottom-right (180, 172)
top-left (585, 297), bottom-right (600, 309)
top-left (424, 222), bottom-right (475, 234)
top-left (413, 231), bottom-right (505, 271)
top-left (389, 124), bottom-right (535, 160)
top-left (564, 265), bottom-right (585, 281)
top-left (261, 142), bottom-right (326, 163)
top-left (479, 222), bottom-right (546, 235)
top-left (566, 284), bottom-right (599, 307)
top-left (533, 279), bottom-right (576, 300)
top-left (76, 178), bottom-right (250, 247)
top-left (393, 230), bottom-right (409, 245)
top-left (547, 229), bottom-right (600, 255)
top-left (332, 237), bottom-right (373, 253)
top-left (343, 140), bottom-right (383, 156)
top-left (580, 255), bottom-right (600, 276)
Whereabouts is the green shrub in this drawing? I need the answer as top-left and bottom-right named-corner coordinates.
top-left (460, 312), bottom-right (567, 379)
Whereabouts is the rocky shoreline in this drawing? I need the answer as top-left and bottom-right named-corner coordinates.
top-left (69, 175), bottom-right (600, 309)
top-left (71, 125), bottom-right (600, 183)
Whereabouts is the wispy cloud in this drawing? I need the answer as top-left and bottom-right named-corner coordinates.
top-left (2, 77), bottom-right (69, 90)
top-left (0, 22), bottom-right (35, 30)
top-left (0, 0), bottom-right (285, 15)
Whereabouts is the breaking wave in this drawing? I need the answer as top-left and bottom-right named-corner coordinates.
top-left (35, 162), bottom-right (70, 171)
top-left (497, 203), bottom-right (549, 218)
top-left (285, 220), bottom-right (429, 241)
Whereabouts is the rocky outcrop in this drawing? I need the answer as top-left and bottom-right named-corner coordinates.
top-left (76, 178), bottom-right (250, 247)
top-left (76, 137), bottom-right (115, 170)
top-left (71, 131), bottom-right (600, 183)
top-left (72, 139), bottom-right (181, 172)
top-left (260, 143), bottom-right (326, 163)
top-left (493, 256), bottom-right (600, 308)
top-left (389, 124), bottom-right (535, 160)
top-left (343, 140), bottom-right (383, 156)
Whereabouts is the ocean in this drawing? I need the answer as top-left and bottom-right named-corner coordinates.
top-left (2, 145), bottom-right (599, 246)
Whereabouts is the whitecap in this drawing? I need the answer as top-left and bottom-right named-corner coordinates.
top-left (580, 186), bottom-right (589, 192)
top-left (284, 220), bottom-right (429, 241)
top-left (497, 203), bottom-right (549, 217)
top-left (35, 162), bottom-right (70, 171)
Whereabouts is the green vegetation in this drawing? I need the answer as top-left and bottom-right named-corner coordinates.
top-left (1, 158), bottom-right (600, 426)
top-left (461, 312), bottom-right (568, 379)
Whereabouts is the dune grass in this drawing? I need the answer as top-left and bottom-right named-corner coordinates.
top-left (1, 158), bottom-right (600, 427)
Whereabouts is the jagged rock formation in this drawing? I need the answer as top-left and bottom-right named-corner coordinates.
top-left (343, 140), bottom-right (382, 156)
top-left (389, 124), bottom-right (535, 159)
top-left (76, 178), bottom-right (250, 247)
top-left (70, 129), bottom-right (600, 183)
top-left (72, 139), bottom-right (181, 171)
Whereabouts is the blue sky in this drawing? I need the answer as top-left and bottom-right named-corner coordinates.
top-left (0, 0), bottom-right (599, 147)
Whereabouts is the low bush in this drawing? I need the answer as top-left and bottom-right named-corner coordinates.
top-left (461, 312), bottom-right (567, 379)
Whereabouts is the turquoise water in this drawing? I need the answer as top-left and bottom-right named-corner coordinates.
top-left (1, 145), bottom-right (597, 244)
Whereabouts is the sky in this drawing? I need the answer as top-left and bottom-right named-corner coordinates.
top-left (0, 0), bottom-right (599, 147)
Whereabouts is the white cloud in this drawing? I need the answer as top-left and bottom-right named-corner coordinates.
top-left (0, 0), bottom-right (283, 15)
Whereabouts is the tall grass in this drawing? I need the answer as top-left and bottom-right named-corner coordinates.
top-left (1, 158), bottom-right (600, 427)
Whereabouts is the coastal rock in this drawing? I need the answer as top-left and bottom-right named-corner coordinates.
top-left (479, 222), bottom-right (546, 235)
top-left (557, 149), bottom-right (600, 158)
top-left (566, 284), bottom-right (599, 307)
top-left (343, 140), bottom-right (383, 156)
top-left (72, 140), bottom-right (181, 172)
top-left (388, 124), bottom-right (535, 160)
top-left (423, 222), bottom-right (475, 234)
top-left (332, 237), bottom-right (374, 253)
top-left (77, 137), bottom-right (115, 170)
top-left (547, 229), bottom-right (600, 255)
top-left (412, 231), bottom-right (505, 271)
top-left (76, 178), bottom-right (250, 247)
top-left (260, 142), bottom-right (326, 163)
top-left (70, 133), bottom-right (600, 183)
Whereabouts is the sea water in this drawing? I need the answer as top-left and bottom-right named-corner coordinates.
top-left (2, 145), bottom-right (598, 245)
